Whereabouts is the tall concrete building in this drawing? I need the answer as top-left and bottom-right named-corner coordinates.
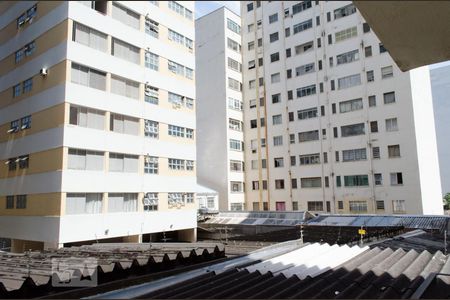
top-left (0, 1), bottom-right (197, 252)
top-left (430, 65), bottom-right (450, 196)
top-left (196, 1), bottom-right (443, 215)
top-left (196, 7), bottom-right (245, 211)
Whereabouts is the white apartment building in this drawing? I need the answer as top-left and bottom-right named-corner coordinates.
top-left (241, 0), bottom-right (442, 215)
top-left (196, 1), bottom-right (443, 215)
top-left (196, 7), bottom-right (246, 211)
top-left (0, 1), bottom-right (197, 252)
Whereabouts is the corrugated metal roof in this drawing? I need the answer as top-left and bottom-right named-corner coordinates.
top-left (141, 243), bottom-right (450, 299)
top-left (0, 242), bottom-right (224, 298)
top-left (306, 214), bottom-right (450, 232)
top-left (204, 211), bottom-right (314, 226)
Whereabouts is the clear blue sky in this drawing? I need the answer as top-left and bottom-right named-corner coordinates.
top-left (195, 1), bottom-right (240, 19)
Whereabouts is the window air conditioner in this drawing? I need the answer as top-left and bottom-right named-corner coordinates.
top-left (40, 68), bottom-right (48, 76)
top-left (7, 128), bottom-right (15, 133)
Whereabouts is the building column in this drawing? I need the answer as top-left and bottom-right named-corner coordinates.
top-left (44, 241), bottom-right (64, 251)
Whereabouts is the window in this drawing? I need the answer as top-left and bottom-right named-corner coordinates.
top-left (392, 200), bottom-right (406, 213)
top-left (145, 51), bottom-right (159, 71)
top-left (337, 49), bottom-right (359, 65)
top-left (342, 148), bottom-right (367, 162)
top-left (338, 201), bottom-right (343, 210)
top-left (290, 134), bottom-right (295, 144)
top-left (297, 107), bottom-right (317, 120)
top-left (21, 115), bottom-right (31, 130)
top-left (336, 176), bottom-right (341, 187)
top-left (249, 80), bottom-right (256, 89)
top-left (69, 106), bottom-right (105, 130)
top-left (23, 78), bottom-right (33, 93)
top-left (168, 29), bottom-right (184, 45)
top-left (298, 130), bottom-right (319, 142)
top-left (308, 201), bottom-right (323, 211)
top-left (270, 52), bottom-right (280, 62)
top-left (269, 32), bottom-right (279, 43)
top-left (365, 46), bottom-right (372, 57)
top-left (293, 1), bottom-right (312, 15)
top-left (341, 123), bottom-right (365, 137)
top-left (338, 74), bottom-right (361, 89)
top-left (379, 43), bottom-right (387, 53)
top-left (109, 153), bottom-right (139, 172)
top-left (228, 57), bottom-right (241, 72)
top-left (288, 90), bottom-right (293, 100)
top-left (230, 160), bottom-right (243, 172)
top-left (145, 85), bottom-right (159, 104)
top-left (381, 66), bottom-right (393, 79)
top-left (228, 97), bottom-right (243, 110)
top-left (111, 75), bottom-right (139, 99)
top-left (339, 98), bottom-right (363, 113)
top-left (372, 146), bottom-right (381, 159)
top-left (271, 73), bottom-right (280, 83)
top-left (110, 113), bottom-right (139, 135)
top-left (260, 117), bottom-right (265, 127)
top-left (144, 193), bottom-right (158, 211)
top-left (248, 41), bottom-right (255, 51)
top-left (285, 27), bottom-right (291, 37)
top-left (112, 2), bottom-right (139, 29)
top-left (363, 23), bottom-right (371, 33)
top-left (273, 135), bottom-right (283, 146)
top-left (185, 9), bottom-right (193, 20)
top-left (66, 193), bottom-right (103, 214)
top-left (295, 41), bottom-right (314, 55)
top-left (299, 153), bottom-right (320, 165)
top-left (250, 119), bottom-right (257, 128)
top-left (169, 158), bottom-right (185, 170)
top-left (185, 67), bottom-right (194, 80)
top-left (335, 26), bottom-right (357, 42)
top-left (227, 18), bottom-right (241, 34)
top-left (17, 4), bottom-right (36, 28)
top-left (230, 139), bottom-right (243, 151)
top-left (252, 181), bottom-right (260, 190)
top-left (328, 34), bottom-right (333, 44)
top-left (295, 63), bottom-right (315, 76)
top-left (272, 93), bottom-right (281, 104)
top-left (370, 121), bottom-right (378, 133)
top-left (144, 120), bottom-right (159, 138)
top-left (290, 156), bottom-right (296, 166)
top-left (323, 152), bottom-right (328, 163)
top-left (228, 78), bottom-right (241, 91)
top-left (248, 23), bottom-right (254, 32)
top-left (293, 19), bottom-right (312, 34)
top-left (383, 92), bottom-right (396, 104)
top-left (386, 118), bottom-right (398, 132)
top-left (229, 118), bottom-right (242, 131)
top-left (388, 145), bottom-right (401, 158)
top-left (292, 179), bottom-right (298, 189)
top-left (367, 70), bottom-right (374, 82)
top-left (289, 112), bottom-right (294, 122)
top-left (68, 148), bottom-right (104, 170)
top-left (111, 38), bottom-right (140, 64)
top-left (186, 128), bottom-right (194, 139)
top-left (228, 38), bottom-right (240, 52)
top-left (168, 1), bottom-right (185, 17)
top-left (274, 157), bottom-right (284, 168)
top-left (186, 160), bottom-right (194, 171)
top-left (16, 195), bottom-right (27, 209)
top-left (275, 179), bottom-right (285, 189)
top-left (6, 196), bottom-right (14, 209)
top-left (272, 114), bottom-right (282, 125)
top-left (168, 60), bottom-right (185, 76)
top-left (168, 92), bottom-right (184, 105)
top-left (13, 84), bottom-right (21, 97)
top-left (71, 63), bottom-right (106, 90)
top-left (145, 18), bottom-right (159, 38)
top-left (108, 193), bottom-right (138, 212)
top-left (168, 125), bottom-right (185, 137)
top-left (73, 22), bottom-right (107, 52)
top-left (334, 4), bottom-right (356, 19)
top-left (258, 38), bottom-right (263, 47)
top-left (349, 201), bottom-right (367, 212)
top-left (247, 2), bottom-right (254, 12)
top-left (344, 175), bottom-right (369, 187)
top-left (374, 173), bottom-right (383, 185)
top-left (231, 181), bottom-right (244, 193)
top-left (269, 13), bottom-right (278, 23)
top-left (144, 156), bottom-right (158, 174)
top-left (301, 177), bottom-right (322, 188)
top-left (296, 84), bottom-right (316, 98)
top-left (369, 95), bottom-right (376, 107)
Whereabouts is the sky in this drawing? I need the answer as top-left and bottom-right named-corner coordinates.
top-left (195, 1), bottom-right (240, 19)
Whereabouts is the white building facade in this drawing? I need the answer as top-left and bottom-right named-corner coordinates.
top-left (196, 7), bottom-right (246, 211)
top-left (0, 1), bottom-right (198, 252)
top-left (240, 0), bottom-right (442, 215)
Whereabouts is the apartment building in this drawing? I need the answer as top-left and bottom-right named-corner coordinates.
top-left (197, 1), bottom-right (443, 215)
top-left (196, 7), bottom-right (246, 211)
top-left (240, 0), bottom-right (442, 215)
top-left (0, 1), bottom-right (197, 252)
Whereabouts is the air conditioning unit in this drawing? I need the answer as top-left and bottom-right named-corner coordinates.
top-left (40, 68), bottom-right (48, 76)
